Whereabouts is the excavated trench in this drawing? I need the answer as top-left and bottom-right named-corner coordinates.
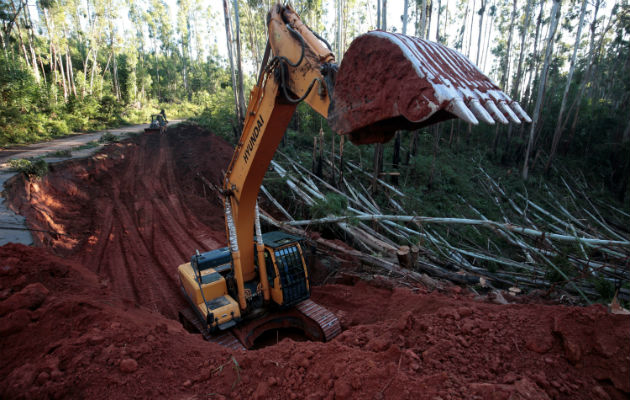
top-left (1, 124), bottom-right (629, 399)
top-left (5, 124), bottom-right (232, 319)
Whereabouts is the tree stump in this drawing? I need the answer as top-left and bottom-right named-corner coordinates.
top-left (397, 246), bottom-right (411, 269)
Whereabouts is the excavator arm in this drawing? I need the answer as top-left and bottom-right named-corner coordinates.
top-left (219, 4), bottom-right (531, 313)
top-left (221, 5), bottom-right (338, 310)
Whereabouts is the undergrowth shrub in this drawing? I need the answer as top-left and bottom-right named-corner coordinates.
top-left (311, 193), bottom-right (348, 219)
top-left (99, 133), bottom-right (119, 143)
top-left (76, 141), bottom-right (99, 150)
top-left (48, 149), bottom-right (72, 158)
top-left (9, 158), bottom-right (48, 178)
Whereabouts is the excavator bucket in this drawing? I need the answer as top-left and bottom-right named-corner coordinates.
top-left (328, 32), bottom-right (531, 145)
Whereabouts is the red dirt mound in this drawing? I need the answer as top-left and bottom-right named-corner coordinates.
top-left (2, 124), bottom-right (629, 399)
top-left (1, 244), bottom-right (628, 399)
top-left (5, 124), bottom-right (232, 319)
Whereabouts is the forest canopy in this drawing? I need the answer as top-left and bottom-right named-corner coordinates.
top-left (1, 0), bottom-right (629, 199)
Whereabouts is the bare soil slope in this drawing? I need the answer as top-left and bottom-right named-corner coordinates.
top-left (5, 124), bottom-right (231, 318)
top-left (1, 124), bottom-right (628, 399)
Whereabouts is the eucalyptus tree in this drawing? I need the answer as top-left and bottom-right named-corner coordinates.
top-left (545, 0), bottom-right (588, 173)
top-left (523, 0), bottom-right (561, 180)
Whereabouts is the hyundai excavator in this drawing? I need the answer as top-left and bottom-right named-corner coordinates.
top-left (177, 4), bottom-right (530, 349)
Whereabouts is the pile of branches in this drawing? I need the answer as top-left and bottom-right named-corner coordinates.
top-left (257, 151), bottom-right (629, 304)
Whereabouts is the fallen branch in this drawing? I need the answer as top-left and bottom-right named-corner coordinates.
top-left (280, 215), bottom-right (630, 248)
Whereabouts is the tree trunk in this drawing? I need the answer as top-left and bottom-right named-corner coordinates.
top-left (545, 0), bottom-right (588, 173)
top-left (623, 119), bottom-right (630, 145)
top-left (9, 0), bottom-right (33, 74)
top-left (66, 51), bottom-right (77, 97)
top-left (112, 51), bottom-right (120, 100)
top-left (425, 0), bottom-right (433, 40)
top-left (339, 135), bottom-right (345, 187)
top-left (372, 143), bottom-right (383, 194)
top-left (420, 0), bottom-right (427, 38)
top-left (223, 0), bottom-right (242, 134)
top-left (522, 0), bottom-right (561, 181)
top-left (337, 0), bottom-right (342, 58)
top-left (382, 0), bottom-right (387, 30)
top-left (90, 48), bottom-right (98, 95)
top-left (402, 0), bottom-right (409, 35)
top-left (435, 0), bottom-right (442, 42)
top-left (481, 0), bottom-right (494, 71)
top-left (233, 0), bottom-right (246, 125)
top-left (0, 30), bottom-right (8, 63)
top-left (512, 0), bottom-right (533, 101)
top-left (564, 0), bottom-right (602, 153)
top-left (501, 0), bottom-right (517, 92)
top-left (57, 51), bottom-right (68, 100)
top-left (524, 1), bottom-right (545, 110)
top-left (405, 131), bottom-right (417, 165)
top-left (392, 132), bottom-right (400, 185)
top-left (466, 0), bottom-right (476, 57)
top-left (428, 126), bottom-right (441, 190)
top-left (475, 0), bottom-right (485, 65)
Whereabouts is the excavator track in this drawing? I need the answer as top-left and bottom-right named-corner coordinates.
top-left (229, 299), bottom-right (341, 348)
top-left (210, 331), bottom-right (247, 351)
top-left (180, 299), bottom-right (341, 350)
top-left (295, 299), bottom-right (342, 342)
top-left (178, 307), bottom-right (246, 351)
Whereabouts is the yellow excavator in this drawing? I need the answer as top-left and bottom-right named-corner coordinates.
top-left (177, 4), bottom-right (530, 349)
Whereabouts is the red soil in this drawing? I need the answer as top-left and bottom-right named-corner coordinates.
top-left (5, 125), bottom-right (231, 319)
top-left (1, 124), bottom-right (629, 399)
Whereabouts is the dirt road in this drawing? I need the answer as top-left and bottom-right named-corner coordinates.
top-left (0, 122), bottom-right (180, 246)
top-left (0, 121), bottom-right (180, 164)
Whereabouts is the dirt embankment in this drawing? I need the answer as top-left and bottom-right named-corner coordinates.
top-left (1, 124), bottom-right (629, 399)
top-left (5, 124), bottom-right (232, 319)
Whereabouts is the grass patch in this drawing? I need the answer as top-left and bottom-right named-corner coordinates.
top-left (75, 141), bottom-right (99, 150)
top-left (99, 133), bottom-right (119, 143)
top-left (47, 149), bottom-right (72, 158)
top-left (8, 158), bottom-right (48, 178)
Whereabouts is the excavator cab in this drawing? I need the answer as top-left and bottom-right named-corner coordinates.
top-left (261, 231), bottom-right (310, 307)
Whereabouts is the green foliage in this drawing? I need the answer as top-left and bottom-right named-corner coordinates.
top-left (546, 255), bottom-right (577, 284)
top-left (99, 133), bottom-right (119, 143)
top-left (310, 193), bottom-right (348, 219)
top-left (48, 149), bottom-right (72, 158)
top-left (192, 86), bottom-right (238, 141)
top-left (8, 158), bottom-right (49, 178)
top-left (76, 141), bottom-right (99, 150)
top-left (593, 278), bottom-right (616, 302)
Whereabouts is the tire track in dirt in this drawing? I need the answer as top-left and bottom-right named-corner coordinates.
top-left (5, 124), bottom-right (233, 319)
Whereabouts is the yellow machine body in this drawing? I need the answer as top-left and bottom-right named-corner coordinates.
top-left (178, 262), bottom-right (241, 330)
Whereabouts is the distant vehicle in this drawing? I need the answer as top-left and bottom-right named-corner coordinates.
top-left (145, 114), bottom-right (167, 135)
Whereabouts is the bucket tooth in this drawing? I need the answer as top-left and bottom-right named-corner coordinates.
top-left (447, 98), bottom-right (478, 125)
top-left (483, 100), bottom-right (509, 124)
top-left (499, 101), bottom-right (521, 124)
top-left (468, 99), bottom-right (495, 124)
top-left (511, 102), bottom-right (532, 123)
